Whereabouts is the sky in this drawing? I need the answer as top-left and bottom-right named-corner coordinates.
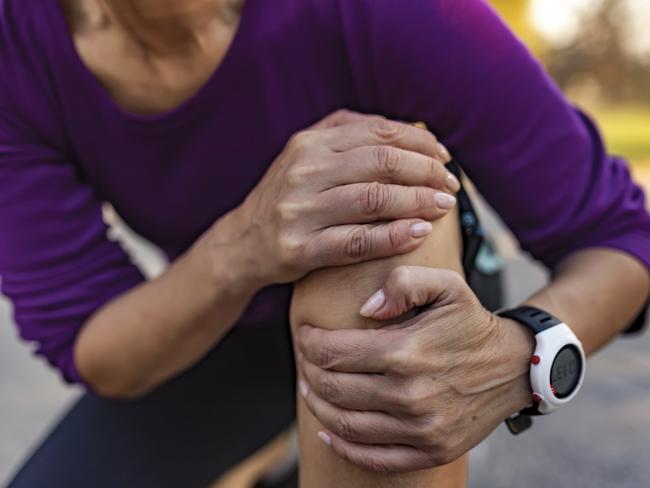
top-left (531, 0), bottom-right (650, 55)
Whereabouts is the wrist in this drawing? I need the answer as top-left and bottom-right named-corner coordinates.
top-left (493, 315), bottom-right (536, 413)
top-left (196, 207), bottom-right (268, 298)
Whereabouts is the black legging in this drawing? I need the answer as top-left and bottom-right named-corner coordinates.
top-left (8, 320), bottom-right (297, 488)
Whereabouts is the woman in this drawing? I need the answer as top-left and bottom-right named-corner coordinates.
top-left (1, 0), bottom-right (648, 487)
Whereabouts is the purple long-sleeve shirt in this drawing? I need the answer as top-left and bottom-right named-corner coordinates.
top-left (1, 0), bottom-right (649, 384)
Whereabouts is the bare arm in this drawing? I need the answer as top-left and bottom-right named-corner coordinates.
top-left (290, 207), bottom-right (468, 487)
top-left (74, 213), bottom-right (259, 398)
top-left (524, 248), bottom-right (649, 355)
top-left (74, 112), bottom-right (459, 397)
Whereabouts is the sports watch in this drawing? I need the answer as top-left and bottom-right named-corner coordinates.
top-left (497, 306), bottom-right (586, 434)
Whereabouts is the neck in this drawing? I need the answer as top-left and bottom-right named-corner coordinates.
top-left (99, 0), bottom-right (245, 55)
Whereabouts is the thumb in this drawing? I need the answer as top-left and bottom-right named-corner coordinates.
top-left (359, 266), bottom-right (462, 321)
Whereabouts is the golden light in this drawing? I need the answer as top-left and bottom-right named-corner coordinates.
top-left (530, 0), bottom-right (596, 46)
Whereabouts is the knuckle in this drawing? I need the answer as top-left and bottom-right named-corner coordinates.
top-left (414, 187), bottom-right (436, 213)
top-left (417, 429), bottom-right (436, 449)
top-left (344, 227), bottom-right (373, 260)
top-left (374, 145), bottom-right (402, 177)
top-left (278, 233), bottom-right (306, 261)
top-left (317, 343), bottom-right (336, 369)
top-left (387, 349), bottom-right (411, 375)
top-left (390, 266), bottom-right (413, 291)
top-left (401, 383), bottom-right (428, 416)
top-left (288, 130), bottom-right (315, 152)
top-left (330, 108), bottom-right (353, 120)
top-left (335, 415), bottom-right (359, 441)
top-left (433, 449), bottom-right (456, 467)
top-left (421, 130), bottom-right (439, 150)
top-left (420, 423), bottom-right (444, 450)
top-left (275, 201), bottom-right (303, 222)
top-left (360, 182), bottom-right (389, 217)
top-left (387, 388), bottom-right (410, 411)
top-left (387, 222), bottom-right (406, 251)
top-left (370, 119), bottom-right (403, 143)
top-left (367, 457), bottom-right (392, 475)
top-left (286, 164), bottom-right (319, 186)
top-left (319, 375), bottom-right (340, 402)
top-left (336, 445), bottom-right (356, 467)
top-left (385, 334), bottom-right (417, 375)
top-left (428, 158), bottom-right (445, 186)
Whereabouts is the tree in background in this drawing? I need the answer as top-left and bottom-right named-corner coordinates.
top-left (491, 0), bottom-right (650, 162)
top-left (492, 0), bottom-right (650, 107)
top-left (544, 0), bottom-right (650, 106)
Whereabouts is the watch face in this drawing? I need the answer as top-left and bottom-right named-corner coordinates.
top-left (550, 345), bottom-right (582, 399)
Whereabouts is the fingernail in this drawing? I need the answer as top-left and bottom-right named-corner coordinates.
top-left (299, 380), bottom-right (309, 398)
top-left (410, 221), bottom-right (433, 238)
top-left (446, 172), bottom-right (461, 193)
top-left (435, 193), bottom-right (457, 210)
top-left (318, 431), bottom-right (332, 446)
top-left (360, 289), bottom-right (386, 317)
top-left (438, 143), bottom-right (451, 162)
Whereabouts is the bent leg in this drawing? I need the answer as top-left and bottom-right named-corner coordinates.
top-left (291, 209), bottom-right (467, 488)
top-left (9, 322), bottom-right (296, 488)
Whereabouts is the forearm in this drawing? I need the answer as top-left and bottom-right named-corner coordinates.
top-left (498, 248), bottom-right (650, 417)
top-left (75, 211), bottom-right (260, 398)
top-left (524, 248), bottom-right (650, 356)
top-left (291, 210), bottom-right (467, 487)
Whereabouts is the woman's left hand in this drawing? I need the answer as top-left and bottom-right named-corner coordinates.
top-left (296, 265), bottom-right (536, 473)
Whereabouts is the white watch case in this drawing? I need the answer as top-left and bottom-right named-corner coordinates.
top-left (529, 323), bottom-right (586, 414)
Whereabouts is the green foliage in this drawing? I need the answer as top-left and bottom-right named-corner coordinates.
top-left (591, 106), bottom-right (650, 165)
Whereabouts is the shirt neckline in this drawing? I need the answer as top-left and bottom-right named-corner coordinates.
top-left (47, 0), bottom-right (255, 129)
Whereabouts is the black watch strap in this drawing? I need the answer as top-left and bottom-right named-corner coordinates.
top-left (497, 306), bottom-right (563, 434)
top-left (497, 305), bottom-right (561, 335)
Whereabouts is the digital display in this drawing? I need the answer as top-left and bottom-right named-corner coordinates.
top-left (550, 346), bottom-right (582, 398)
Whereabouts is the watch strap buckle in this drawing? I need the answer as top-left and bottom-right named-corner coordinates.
top-left (505, 413), bottom-right (533, 435)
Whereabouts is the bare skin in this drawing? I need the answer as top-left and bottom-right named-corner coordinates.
top-left (291, 201), bottom-right (469, 487)
top-left (61, 0), bottom-right (245, 115)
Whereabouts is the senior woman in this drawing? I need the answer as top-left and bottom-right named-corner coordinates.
top-left (2, 0), bottom-right (649, 487)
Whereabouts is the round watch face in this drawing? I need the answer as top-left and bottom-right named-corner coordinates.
top-left (549, 345), bottom-right (583, 399)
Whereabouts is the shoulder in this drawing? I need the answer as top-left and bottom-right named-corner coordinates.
top-left (336, 0), bottom-right (513, 52)
top-left (0, 0), bottom-right (66, 145)
top-left (0, 0), bottom-right (51, 72)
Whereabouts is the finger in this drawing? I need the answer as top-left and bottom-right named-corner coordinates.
top-left (359, 267), bottom-right (467, 321)
top-left (316, 182), bottom-right (456, 225)
top-left (308, 219), bottom-right (434, 268)
top-left (299, 356), bottom-right (398, 412)
top-left (319, 431), bottom-right (432, 474)
top-left (297, 325), bottom-right (400, 373)
top-left (309, 109), bottom-right (385, 130)
top-left (319, 118), bottom-right (447, 161)
top-left (301, 386), bottom-right (416, 445)
top-left (322, 146), bottom-right (460, 193)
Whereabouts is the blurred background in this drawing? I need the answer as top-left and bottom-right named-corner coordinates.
top-left (1, 0), bottom-right (649, 486)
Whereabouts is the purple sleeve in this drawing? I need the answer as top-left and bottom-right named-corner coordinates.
top-left (0, 108), bottom-right (144, 384)
top-left (340, 0), bottom-right (650, 270)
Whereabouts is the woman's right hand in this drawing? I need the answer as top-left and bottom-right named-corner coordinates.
top-left (227, 110), bottom-right (461, 286)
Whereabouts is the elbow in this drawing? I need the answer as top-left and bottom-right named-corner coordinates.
top-left (87, 376), bottom-right (156, 401)
top-left (74, 346), bottom-right (157, 401)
